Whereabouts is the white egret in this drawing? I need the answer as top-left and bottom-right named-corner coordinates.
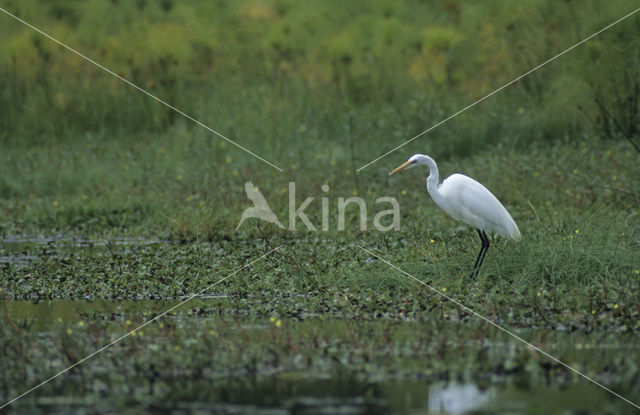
top-left (390, 154), bottom-right (520, 276)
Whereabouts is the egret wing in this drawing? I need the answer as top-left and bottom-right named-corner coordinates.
top-left (442, 174), bottom-right (519, 239)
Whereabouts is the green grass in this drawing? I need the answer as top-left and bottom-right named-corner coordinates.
top-left (0, 28), bottom-right (639, 326)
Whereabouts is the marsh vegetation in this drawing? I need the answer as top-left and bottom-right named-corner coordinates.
top-left (1, 1), bottom-right (639, 413)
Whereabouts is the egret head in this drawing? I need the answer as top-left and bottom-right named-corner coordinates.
top-left (389, 154), bottom-right (425, 175)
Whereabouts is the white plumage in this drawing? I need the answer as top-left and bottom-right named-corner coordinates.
top-left (390, 154), bottom-right (520, 276)
top-left (437, 173), bottom-right (521, 240)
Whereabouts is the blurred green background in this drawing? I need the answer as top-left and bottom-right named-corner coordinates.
top-left (0, 0), bottom-right (638, 239)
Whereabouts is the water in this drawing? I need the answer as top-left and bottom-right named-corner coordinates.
top-left (9, 376), bottom-right (630, 414)
top-left (2, 300), bottom-right (638, 414)
top-left (0, 235), bottom-right (171, 266)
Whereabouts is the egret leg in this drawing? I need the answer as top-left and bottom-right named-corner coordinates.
top-left (476, 231), bottom-right (490, 271)
top-left (472, 229), bottom-right (485, 270)
top-left (470, 229), bottom-right (488, 277)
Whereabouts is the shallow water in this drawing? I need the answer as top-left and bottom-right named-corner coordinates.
top-left (5, 373), bottom-right (633, 414)
top-left (2, 299), bottom-right (639, 414)
top-left (2, 298), bottom-right (230, 330)
top-left (1, 235), bottom-right (171, 248)
top-left (0, 235), bottom-right (171, 266)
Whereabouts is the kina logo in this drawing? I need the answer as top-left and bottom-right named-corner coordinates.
top-left (236, 182), bottom-right (400, 233)
top-left (235, 182), bottom-right (285, 231)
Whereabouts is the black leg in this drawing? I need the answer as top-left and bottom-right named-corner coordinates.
top-left (476, 231), bottom-right (490, 271)
top-left (472, 229), bottom-right (485, 270)
top-left (470, 229), bottom-right (487, 278)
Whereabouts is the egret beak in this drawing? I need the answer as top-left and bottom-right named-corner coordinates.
top-left (389, 160), bottom-right (414, 175)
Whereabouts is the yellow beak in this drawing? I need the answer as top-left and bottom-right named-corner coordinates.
top-left (389, 160), bottom-right (414, 175)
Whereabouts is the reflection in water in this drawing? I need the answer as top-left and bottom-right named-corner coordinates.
top-left (428, 383), bottom-right (493, 415)
top-left (2, 300), bottom-right (638, 414)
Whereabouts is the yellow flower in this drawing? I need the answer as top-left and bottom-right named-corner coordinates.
top-left (613, 304), bottom-right (619, 309)
top-left (126, 320), bottom-right (132, 326)
top-left (591, 310), bottom-right (596, 314)
top-left (401, 190), bottom-right (407, 196)
top-left (276, 319), bottom-right (282, 328)
top-left (66, 328), bottom-right (73, 335)
top-left (430, 239), bottom-right (435, 243)
top-left (131, 331), bottom-right (137, 337)
top-left (225, 157), bottom-right (232, 164)
top-left (78, 321), bottom-right (84, 327)
top-left (269, 316), bottom-right (276, 322)
top-left (352, 190), bottom-right (357, 196)
top-left (537, 292), bottom-right (541, 297)
top-left (574, 229), bottom-right (579, 234)
top-left (572, 169), bottom-right (578, 175)
top-left (442, 287), bottom-right (447, 292)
